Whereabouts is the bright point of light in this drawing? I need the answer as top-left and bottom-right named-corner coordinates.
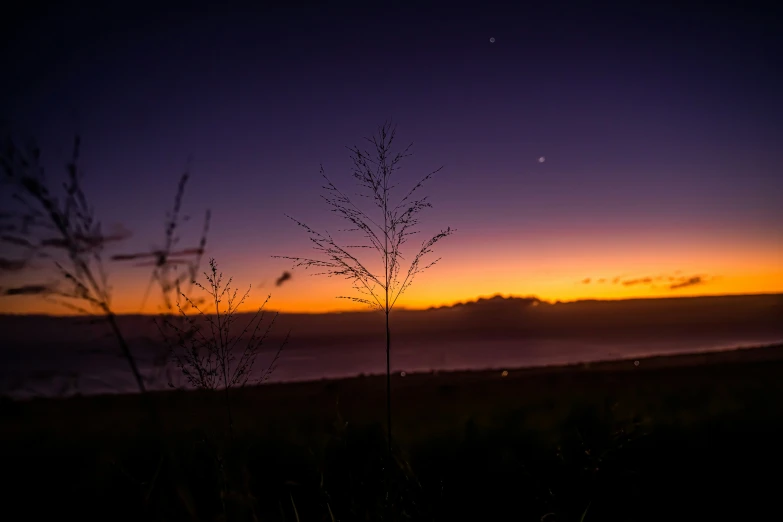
top-left (538, 156), bottom-right (546, 163)
top-left (489, 37), bottom-right (495, 43)
top-left (633, 360), bottom-right (640, 367)
top-left (400, 371), bottom-right (406, 377)
top-left (501, 370), bottom-right (508, 377)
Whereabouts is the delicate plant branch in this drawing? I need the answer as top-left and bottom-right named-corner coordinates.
top-left (276, 123), bottom-right (453, 313)
top-left (111, 168), bottom-right (212, 314)
top-left (158, 256), bottom-right (289, 514)
top-left (275, 122), bottom-right (453, 453)
top-left (0, 135), bottom-right (210, 395)
top-left (1, 134), bottom-right (215, 518)
top-left (110, 168), bottom-right (212, 384)
top-left (158, 258), bottom-right (289, 393)
top-left (1, 136), bottom-right (147, 392)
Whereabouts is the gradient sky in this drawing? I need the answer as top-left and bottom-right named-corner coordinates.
top-left (1, 2), bottom-right (781, 315)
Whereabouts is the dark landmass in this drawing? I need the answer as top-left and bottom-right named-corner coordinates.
top-left (2, 292), bottom-right (781, 351)
top-left (3, 342), bottom-right (783, 520)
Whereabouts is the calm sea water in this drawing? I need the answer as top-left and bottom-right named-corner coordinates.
top-left (2, 333), bottom-right (781, 399)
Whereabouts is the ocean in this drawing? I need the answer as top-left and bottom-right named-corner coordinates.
top-left (3, 332), bottom-right (781, 399)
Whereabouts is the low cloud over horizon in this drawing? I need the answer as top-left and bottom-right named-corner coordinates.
top-left (579, 272), bottom-right (713, 291)
top-left (669, 275), bottom-right (708, 290)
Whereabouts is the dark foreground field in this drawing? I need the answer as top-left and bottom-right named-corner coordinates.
top-left (3, 344), bottom-right (783, 521)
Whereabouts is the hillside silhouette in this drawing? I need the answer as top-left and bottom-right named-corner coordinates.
top-left (2, 294), bottom-right (780, 354)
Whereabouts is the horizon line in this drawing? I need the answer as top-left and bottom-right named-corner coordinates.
top-left (2, 290), bottom-right (780, 318)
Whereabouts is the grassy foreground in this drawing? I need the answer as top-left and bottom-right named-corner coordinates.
top-left (3, 344), bottom-right (783, 521)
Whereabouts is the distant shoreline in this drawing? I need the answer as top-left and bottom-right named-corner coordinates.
top-left (243, 340), bottom-right (783, 391)
top-left (162, 340), bottom-right (783, 392)
top-left (6, 341), bottom-right (782, 404)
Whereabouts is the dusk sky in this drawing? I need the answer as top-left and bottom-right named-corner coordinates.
top-left (1, 2), bottom-right (781, 315)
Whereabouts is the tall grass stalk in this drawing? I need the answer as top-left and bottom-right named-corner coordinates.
top-left (276, 121), bottom-right (453, 451)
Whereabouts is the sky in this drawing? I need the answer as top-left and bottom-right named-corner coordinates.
top-left (1, 1), bottom-right (781, 315)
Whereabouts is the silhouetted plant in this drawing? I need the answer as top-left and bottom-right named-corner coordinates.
top-left (276, 122), bottom-right (453, 450)
top-left (158, 257), bottom-right (288, 520)
top-left (159, 257), bottom-right (288, 429)
top-left (112, 168), bottom-right (211, 313)
top-left (111, 168), bottom-right (212, 384)
top-left (0, 135), bottom-right (210, 394)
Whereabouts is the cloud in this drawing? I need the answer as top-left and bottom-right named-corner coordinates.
top-left (622, 277), bottom-right (653, 287)
top-left (588, 272), bottom-right (714, 291)
top-left (275, 271), bottom-right (292, 287)
top-left (669, 276), bottom-right (707, 290)
top-left (581, 277), bottom-right (591, 284)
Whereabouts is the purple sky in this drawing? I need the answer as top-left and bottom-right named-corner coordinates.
top-left (1, 2), bottom-right (782, 314)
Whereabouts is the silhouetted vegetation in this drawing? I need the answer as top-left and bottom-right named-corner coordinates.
top-left (0, 135), bottom-right (215, 518)
top-left (277, 122), bottom-right (453, 451)
top-left (156, 258), bottom-right (289, 519)
top-left (1, 136), bottom-right (210, 393)
top-left (160, 258), bottom-right (287, 395)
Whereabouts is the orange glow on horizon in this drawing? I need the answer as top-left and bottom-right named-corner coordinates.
top-left (2, 228), bottom-right (781, 316)
top-left (2, 260), bottom-right (781, 316)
